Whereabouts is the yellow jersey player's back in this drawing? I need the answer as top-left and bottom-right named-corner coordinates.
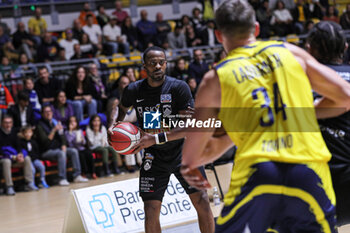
top-left (216, 40), bottom-right (331, 164)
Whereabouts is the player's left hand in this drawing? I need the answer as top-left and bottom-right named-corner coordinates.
top-left (131, 132), bottom-right (155, 154)
top-left (180, 165), bottom-right (211, 190)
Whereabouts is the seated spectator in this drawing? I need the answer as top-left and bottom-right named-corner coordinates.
top-left (291, 0), bottom-right (310, 34)
top-left (97, 5), bottom-right (110, 29)
top-left (0, 79), bottom-right (14, 116)
top-left (0, 27), bottom-right (18, 62)
top-left (59, 28), bottom-right (79, 60)
top-left (8, 91), bottom-right (35, 131)
top-left (12, 22), bottom-right (35, 61)
top-left (122, 16), bottom-right (139, 51)
top-left (34, 66), bottom-right (62, 105)
top-left (270, 1), bottom-right (294, 36)
top-left (0, 56), bottom-right (19, 80)
top-left (136, 10), bottom-right (157, 51)
top-left (37, 32), bottom-right (60, 62)
top-left (72, 19), bottom-right (84, 41)
top-left (18, 53), bottom-right (36, 74)
top-left (302, 19), bottom-right (315, 34)
top-left (167, 24), bottom-right (187, 49)
top-left (23, 77), bottom-right (41, 121)
top-left (79, 2), bottom-right (97, 26)
top-left (71, 44), bottom-right (89, 60)
top-left (155, 12), bottom-right (171, 47)
top-left (323, 5), bottom-right (339, 23)
top-left (186, 25), bottom-right (202, 47)
top-left (28, 7), bottom-right (47, 46)
top-left (201, 20), bottom-right (218, 46)
top-left (83, 15), bottom-right (103, 53)
top-left (57, 48), bottom-right (67, 62)
top-left (125, 67), bottom-right (137, 82)
top-left (191, 7), bottom-right (204, 34)
top-left (112, 0), bottom-right (129, 26)
top-left (66, 116), bottom-right (96, 179)
top-left (340, 4), bottom-right (350, 30)
top-left (51, 90), bottom-right (74, 129)
top-left (86, 114), bottom-right (121, 176)
top-left (188, 49), bottom-right (209, 85)
top-left (307, 0), bottom-right (324, 20)
top-left (36, 105), bottom-right (88, 186)
top-left (0, 115), bottom-right (37, 195)
top-left (256, 0), bottom-right (272, 38)
top-left (108, 75), bottom-right (130, 125)
top-left (88, 63), bottom-right (107, 111)
top-left (103, 17), bottom-right (130, 56)
top-left (79, 33), bottom-right (97, 58)
top-left (186, 77), bottom-right (197, 98)
top-left (170, 57), bottom-right (189, 81)
top-left (65, 66), bottom-right (98, 122)
top-left (19, 125), bottom-right (49, 188)
top-left (0, 14), bottom-right (10, 36)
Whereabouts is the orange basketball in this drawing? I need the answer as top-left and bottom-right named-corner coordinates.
top-left (109, 122), bottom-right (141, 155)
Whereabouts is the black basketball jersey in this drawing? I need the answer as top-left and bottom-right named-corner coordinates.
top-left (121, 76), bottom-right (193, 159)
top-left (316, 64), bottom-right (350, 167)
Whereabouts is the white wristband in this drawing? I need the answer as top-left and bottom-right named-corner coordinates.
top-left (154, 134), bottom-right (160, 144)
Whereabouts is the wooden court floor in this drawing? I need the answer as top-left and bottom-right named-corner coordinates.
top-left (0, 168), bottom-right (350, 233)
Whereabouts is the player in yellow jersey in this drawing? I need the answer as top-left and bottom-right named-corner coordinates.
top-left (180, 0), bottom-right (350, 232)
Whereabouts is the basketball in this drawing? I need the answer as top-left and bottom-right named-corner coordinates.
top-left (109, 122), bottom-right (141, 155)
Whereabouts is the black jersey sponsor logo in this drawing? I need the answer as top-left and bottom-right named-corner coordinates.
top-left (160, 94), bottom-right (172, 103)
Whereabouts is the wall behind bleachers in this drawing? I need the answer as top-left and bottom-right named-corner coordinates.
top-left (1, 1), bottom-right (199, 34)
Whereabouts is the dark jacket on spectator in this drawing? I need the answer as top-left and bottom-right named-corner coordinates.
top-left (34, 77), bottom-right (62, 104)
top-left (188, 61), bottom-right (209, 85)
top-left (122, 24), bottom-right (138, 49)
top-left (7, 104), bottom-right (35, 131)
top-left (51, 103), bottom-right (74, 129)
top-left (19, 138), bottom-right (40, 161)
top-left (65, 78), bottom-right (99, 100)
top-left (35, 119), bottom-right (67, 153)
top-left (12, 30), bottom-right (33, 49)
top-left (37, 40), bottom-right (60, 62)
top-left (0, 128), bottom-right (23, 160)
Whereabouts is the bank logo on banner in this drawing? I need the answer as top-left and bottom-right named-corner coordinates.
top-left (89, 193), bottom-right (115, 228)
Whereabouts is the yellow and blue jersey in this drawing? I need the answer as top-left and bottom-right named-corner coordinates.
top-left (216, 41), bottom-right (331, 164)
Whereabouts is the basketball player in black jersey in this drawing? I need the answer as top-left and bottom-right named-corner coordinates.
top-left (307, 21), bottom-right (350, 226)
top-left (108, 46), bottom-right (214, 233)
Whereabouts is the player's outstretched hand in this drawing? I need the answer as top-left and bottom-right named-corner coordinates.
top-left (180, 165), bottom-right (211, 190)
top-left (131, 131), bottom-right (155, 154)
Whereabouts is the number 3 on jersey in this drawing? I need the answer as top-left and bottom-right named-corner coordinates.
top-left (252, 83), bottom-right (287, 127)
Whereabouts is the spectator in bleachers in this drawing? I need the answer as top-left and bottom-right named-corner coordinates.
top-left (201, 20), bottom-right (218, 46)
top-left (80, 33), bottom-right (97, 58)
top-left (122, 16), bottom-right (139, 51)
top-left (269, 0), bottom-right (295, 10)
top-left (112, 0), bottom-right (129, 26)
top-left (65, 66), bottom-right (98, 122)
top-left (303, 19), bottom-right (315, 34)
top-left (83, 15), bottom-right (102, 54)
top-left (59, 28), bottom-right (79, 61)
top-left (0, 80), bottom-right (14, 116)
top-left (291, 0), bottom-right (310, 35)
top-left (199, 0), bottom-right (215, 21)
top-left (323, 5), bottom-right (339, 23)
top-left (86, 114), bottom-right (121, 176)
top-left (72, 19), bottom-right (84, 41)
top-left (270, 0), bottom-right (294, 37)
top-left (79, 2), bottom-right (97, 26)
top-left (23, 77), bottom-right (41, 122)
top-left (37, 32), bottom-right (60, 62)
top-left (57, 48), bottom-right (67, 62)
top-left (180, 15), bottom-right (193, 29)
top-left (35, 66), bottom-right (62, 105)
top-left (191, 7), bottom-right (204, 34)
top-left (340, 4), bottom-right (350, 29)
top-left (51, 90), bottom-right (74, 129)
top-left (125, 67), bottom-right (137, 82)
top-left (103, 17), bottom-right (130, 56)
top-left (66, 116), bottom-right (96, 179)
top-left (170, 57), bottom-right (189, 81)
top-left (256, 0), bottom-right (272, 38)
top-left (36, 105), bottom-right (88, 186)
top-left (155, 12), bottom-right (171, 47)
top-left (136, 10), bottom-right (157, 51)
top-left (185, 25), bottom-right (202, 47)
top-left (19, 125), bottom-right (49, 188)
top-left (167, 24), bottom-right (187, 49)
top-left (18, 53), bottom-right (36, 74)
top-left (28, 7), bottom-right (47, 46)
top-left (96, 5), bottom-right (110, 29)
top-left (0, 27), bottom-right (18, 62)
top-left (307, 0), bottom-right (324, 20)
top-left (12, 22), bottom-right (35, 61)
top-left (88, 63), bottom-right (107, 105)
top-left (8, 91), bottom-right (35, 132)
top-left (0, 115), bottom-right (37, 195)
top-left (186, 77), bottom-right (197, 99)
top-left (188, 49), bottom-right (209, 85)
top-left (0, 14), bottom-right (10, 36)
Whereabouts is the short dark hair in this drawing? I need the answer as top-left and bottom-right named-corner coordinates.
top-left (215, 0), bottom-right (255, 38)
top-left (38, 66), bottom-right (48, 72)
top-left (307, 21), bottom-right (346, 64)
top-left (142, 46), bottom-right (166, 63)
top-left (17, 91), bottom-right (29, 102)
top-left (2, 114), bottom-right (13, 122)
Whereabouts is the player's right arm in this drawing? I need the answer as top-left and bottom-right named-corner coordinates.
top-left (285, 43), bottom-right (350, 118)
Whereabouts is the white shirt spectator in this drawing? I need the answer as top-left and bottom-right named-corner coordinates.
top-left (103, 24), bottom-right (126, 42)
top-left (86, 125), bottom-right (108, 150)
top-left (59, 39), bottom-right (79, 60)
top-left (83, 24), bottom-right (102, 44)
top-left (270, 9), bottom-right (293, 24)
